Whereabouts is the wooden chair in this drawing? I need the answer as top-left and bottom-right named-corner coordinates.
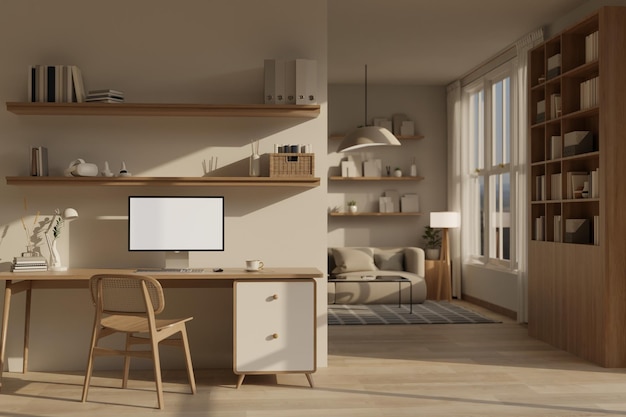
top-left (81, 274), bottom-right (196, 409)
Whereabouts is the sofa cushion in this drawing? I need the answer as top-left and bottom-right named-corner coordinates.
top-left (331, 247), bottom-right (377, 274)
top-left (374, 249), bottom-right (404, 271)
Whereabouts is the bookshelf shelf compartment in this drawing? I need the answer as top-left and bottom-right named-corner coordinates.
top-left (328, 176), bottom-right (424, 182)
top-left (5, 176), bottom-right (320, 187)
top-left (5, 102), bottom-right (321, 118)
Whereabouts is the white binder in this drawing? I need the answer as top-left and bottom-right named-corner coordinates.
top-left (264, 59), bottom-right (286, 105)
top-left (295, 59), bottom-right (317, 105)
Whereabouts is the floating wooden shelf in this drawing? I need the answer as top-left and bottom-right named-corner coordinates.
top-left (329, 176), bottom-right (423, 181)
top-left (329, 212), bottom-right (421, 217)
top-left (329, 134), bottom-right (424, 140)
top-left (5, 102), bottom-right (320, 118)
top-left (5, 176), bottom-right (320, 187)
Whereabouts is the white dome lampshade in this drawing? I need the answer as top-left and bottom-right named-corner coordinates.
top-left (337, 64), bottom-right (402, 153)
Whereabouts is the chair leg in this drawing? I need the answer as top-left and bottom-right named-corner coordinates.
top-left (122, 333), bottom-right (132, 389)
top-left (180, 327), bottom-right (196, 394)
top-left (151, 338), bottom-right (164, 410)
top-left (82, 326), bottom-right (100, 402)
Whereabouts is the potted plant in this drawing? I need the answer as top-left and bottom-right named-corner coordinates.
top-left (394, 167), bottom-right (403, 177)
top-left (348, 200), bottom-right (357, 213)
top-left (422, 225), bottom-right (441, 260)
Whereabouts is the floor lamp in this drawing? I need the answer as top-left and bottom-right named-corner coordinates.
top-left (430, 211), bottom-right (460, 301)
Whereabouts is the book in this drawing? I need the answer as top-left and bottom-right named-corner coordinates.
top-left (88, 89), bottom-right (123, 96)
top-left (554, 215), bottom-right (562, 242)
top-left (565, 218), bottom-right (590, 244)
top-left (71, 66), bottom-right (86, 102)
top-left (29, 146), bottom-right (48, 177)
top-left (85, 97), bottom-right (124, 103)
top-left (551, 173), bottom-right (562, 200)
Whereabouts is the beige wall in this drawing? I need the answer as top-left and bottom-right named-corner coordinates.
top-left (327, 84), bottom-right (448, 248)
top-left (0, 0), bottom-right (328, 371)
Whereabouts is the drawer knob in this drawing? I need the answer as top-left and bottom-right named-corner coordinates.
top-left (272, 333), bottom-right (279, 339)
top-left (272, 294), bottom-right (279, 300)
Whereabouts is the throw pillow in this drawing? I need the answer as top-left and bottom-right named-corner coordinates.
top-left (374, 250), bottom-right (404, 271)
top-left (331, 247), bottom-right (377, 274)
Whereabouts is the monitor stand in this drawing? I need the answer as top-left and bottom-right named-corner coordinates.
top-left (164, 251), bottom-right (189, 269)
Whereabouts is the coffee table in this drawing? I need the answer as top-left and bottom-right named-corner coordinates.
top-left (328, 275), bottom-right (413, 313)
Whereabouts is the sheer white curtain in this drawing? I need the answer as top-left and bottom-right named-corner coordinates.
top-left (513, 28), bottom-right (543, 322)
top-left (446, 80), bottom-right (462, 298)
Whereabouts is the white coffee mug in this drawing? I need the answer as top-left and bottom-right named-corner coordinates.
top-left (246, 259), bottom-right (264, 271)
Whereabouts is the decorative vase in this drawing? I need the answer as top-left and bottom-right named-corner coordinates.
top-left (50, 239), bottom-right (62, 269)
top-left (426, 248), bottom-right (440, 260)
top-left (394, 169), bottom-right (402, 177)
top-left (249, 153), bottom-right (260, 177)
top-left (349, 205), bottom-right (357, 214)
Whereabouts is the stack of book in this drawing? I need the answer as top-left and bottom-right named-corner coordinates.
top-left (12, 256), bottom-right (48, 272)
top-left (86, 89), bottom-right (124, 103)
top-left (28, 65), bottom-right (85, 103)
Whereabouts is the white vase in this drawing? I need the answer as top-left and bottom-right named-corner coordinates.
top-left (50, 239), bottom-right (68, 271)
top-left (349, 205), bottom-right (357, 213)
top-left (394, 169), bottom-right (402, 177)
top-left (249, 153), bottom-right (260, 177)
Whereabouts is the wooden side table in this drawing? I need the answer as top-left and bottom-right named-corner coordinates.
top-left (424, 260), bottom-right (451, 301)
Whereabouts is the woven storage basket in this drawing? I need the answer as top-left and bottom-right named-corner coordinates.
top-left (269, 153), bottom-right (315, 177)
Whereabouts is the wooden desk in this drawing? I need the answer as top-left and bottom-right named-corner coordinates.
top-left (0, 267), bottom-right (323, 391)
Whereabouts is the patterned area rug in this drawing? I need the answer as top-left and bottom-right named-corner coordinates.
top-left (328, 301), bottom-right (500, 325)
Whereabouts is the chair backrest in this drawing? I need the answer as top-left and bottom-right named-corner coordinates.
top-left (89, 274), bottom-right (165, 315)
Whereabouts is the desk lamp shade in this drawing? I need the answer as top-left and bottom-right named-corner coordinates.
top-left (337, 65), bottom-right (401, 152)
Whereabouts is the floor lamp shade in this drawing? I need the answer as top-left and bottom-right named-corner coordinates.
top-left (429, 211), bottom-right (460, 301)
top-left (337, 126), bottom-right (401, 152)
top-left (430, 211), bottom-right (461, 229)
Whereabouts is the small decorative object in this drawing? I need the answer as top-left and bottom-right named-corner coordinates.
top-left (582, 181), bottom-right (590, 198)
top-left (422, 225), bottom-right (442, 260)
top-left (101, 161), bottom-right (113, 177)
top-left (64, 158), bottom-right (98, 177)
top-left (410, 157), bottom-right (417, 177)
top-left (249, 140), bottom-right (260, 177)
top-left (394, 167), bottom-right (402, 177)
top-left (118, 161), bottom-right (131, 177)
top-left (386, 165), bottom-right (391, 176)
top-left (44, 207), bottom-right (79, 271)
top-left (348, 200), bottom-right (357, 214)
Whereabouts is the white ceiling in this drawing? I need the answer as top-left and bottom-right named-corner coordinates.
top-left (328, 0), bottom-right (589, 85)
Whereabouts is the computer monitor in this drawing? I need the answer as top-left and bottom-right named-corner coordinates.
top-left (128, 196), bottom-right (224, 269)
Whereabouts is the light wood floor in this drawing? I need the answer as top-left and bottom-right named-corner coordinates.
top-left (3, 301), bottom-right (626, 416)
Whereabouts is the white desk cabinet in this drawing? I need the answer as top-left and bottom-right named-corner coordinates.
top-left (233, 279), bottom-right (316, 388)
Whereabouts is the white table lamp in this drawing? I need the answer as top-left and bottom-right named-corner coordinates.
top-left (429, 211), bottom-right (461, 300)
top-left (45, 208), bottom-right (79, 271)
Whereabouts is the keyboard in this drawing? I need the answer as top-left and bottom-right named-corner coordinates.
top-left (135, 268), bottom-right (205, 273)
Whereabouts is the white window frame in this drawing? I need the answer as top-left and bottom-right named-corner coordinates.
top-left (463, 62), bottom-right (517, 270)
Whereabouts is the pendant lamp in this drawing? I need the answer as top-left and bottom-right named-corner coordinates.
top-left (337, 65), bottom-right (401, 152)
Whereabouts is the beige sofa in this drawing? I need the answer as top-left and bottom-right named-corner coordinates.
top-left (327, 247), bottom-right (427, 304)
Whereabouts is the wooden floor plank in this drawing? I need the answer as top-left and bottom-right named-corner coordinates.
top-left (2, 301), bottom-right (626, 416)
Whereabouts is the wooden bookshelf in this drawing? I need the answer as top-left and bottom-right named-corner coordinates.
top-left (5, 176), bottom-right (320, 187)
top-left (5, 102), bottom-right (321, 118)
top-left (527, 6), bottom-right (626, 368)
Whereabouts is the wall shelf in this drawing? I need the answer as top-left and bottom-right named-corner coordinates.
top-left (329, 134), bottom-right (424, 141)
top-left (5, 176), bottom-right (320, 187)
top-left (5, 102), bottom-right (321, 118)
top-left (329, 176), bottom-right (423, 181)
top-left (329, 212), bottom-right (421, 217)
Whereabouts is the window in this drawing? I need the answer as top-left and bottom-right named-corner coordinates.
top-left (464, 65), bottom-right (515, 267)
